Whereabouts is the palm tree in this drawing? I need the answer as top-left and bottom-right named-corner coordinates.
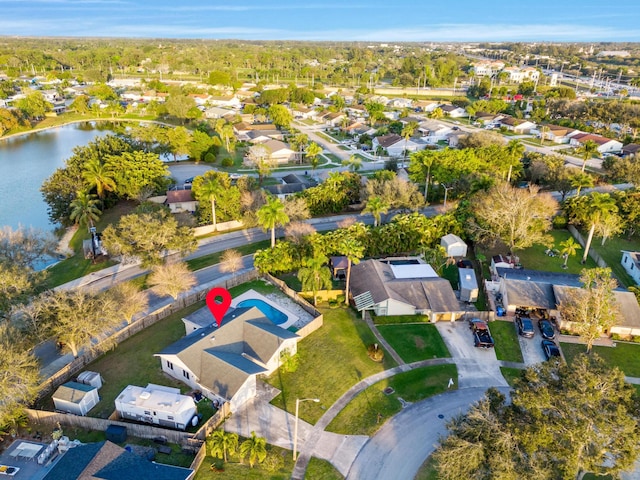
top-left (362, 196), bottom-right (389, 227)
top-left (576, 139), bottom-right (601, 173)
top-left (256, 196), bottom-right (290, 247)
top-left (505, 140), bottom-right (525, 182)
top-left (575, 192), bottom-right (617, 263)
top-left (429, 107), bottom-right (444, 119)
top-left (401, 121), bottom-right (419, 168)
top-left (82, 158), bottom-right (116, 207)
top-left (305, 142), bottom-right (323, 171)
top-left (539, 125), bottom-right (550, 145)
top-left (239, 431), bottom-right (267, 468)
top-left (297, 253), bottom-right (332, 306)
top-left (338, 237), bottom-right (365, 305)
top-left (207, 429), bottom-right (239, 463)
top-left (69, 190), bottom-right (101, 232)
top-left (569, 171), bottom-right (594, 197)
top-left (559, 237), bottom-right (581, 269)
top-left (199, 177), bottom-right (224, 230)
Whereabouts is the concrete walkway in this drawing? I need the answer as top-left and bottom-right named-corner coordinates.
top-left (362, 311), bottom-right (405, 366)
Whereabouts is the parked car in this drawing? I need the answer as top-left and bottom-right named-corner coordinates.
top-left (184, 177), bottom-right (194, 184)
top-left (469, 318), bottom-right (495, 348)
top-left (542, 340), bottom-right (561, 360)
top-left (539, 319), bottom-right (555, 340)
top-left (516, 316), bottom-right (535, 338)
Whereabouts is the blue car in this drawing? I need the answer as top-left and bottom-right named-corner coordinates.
top-left (516, 316), bottom-right (535, 338)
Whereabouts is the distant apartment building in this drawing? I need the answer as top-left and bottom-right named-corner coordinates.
top-left (472, 61), bottom-right (505, 77)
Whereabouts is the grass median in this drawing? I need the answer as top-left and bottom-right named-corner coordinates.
top-left (490, 320), bottom-right (524, 363)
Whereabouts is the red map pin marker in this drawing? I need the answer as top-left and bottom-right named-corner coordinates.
top-left (206, 287), bottom-right (232, 327)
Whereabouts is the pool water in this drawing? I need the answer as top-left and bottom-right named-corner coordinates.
top-left (237, 299), bottom-right (288, 325)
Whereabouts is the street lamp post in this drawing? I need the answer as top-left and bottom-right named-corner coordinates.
top-left (293, 397), bottom-right (320, 461)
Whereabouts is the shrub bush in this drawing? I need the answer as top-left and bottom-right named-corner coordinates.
top-left (220, 157), bottom-right (234, 167)
top-left (552, 216), bottom-right (568, 229)
top-left (204, 152), bottom-right (216, 163)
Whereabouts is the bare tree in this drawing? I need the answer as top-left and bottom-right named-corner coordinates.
top-left (148, 261), bottom-right (196, 300)
top-left (558, 268), bottom-right (620, 353)
top-left (285, 221), bottom-right (316, 244)
top-left (220, 249), bottom-right (243, 281)
top-left (107, 281), bottom-right (149, 324)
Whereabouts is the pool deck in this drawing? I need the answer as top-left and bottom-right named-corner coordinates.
top-left (231, 289), bottom-right (300, 330)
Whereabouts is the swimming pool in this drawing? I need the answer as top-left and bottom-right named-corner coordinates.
top-left (237, 298), bottom-right (288, 325)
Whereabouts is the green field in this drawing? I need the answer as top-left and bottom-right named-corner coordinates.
top-left (561, 341), bottom-right (640, 377)
top-left (490, 320), bottom-right (524, 363)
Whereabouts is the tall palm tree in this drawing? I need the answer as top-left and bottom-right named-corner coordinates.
top-left (297, 253), bottom-right (332, 306)
top-left (199, 177), bottom-right (224, 230)
top-left (362, 196), bottom-right (389, 227)
top-left (539, 125), bottom-right (550, 145)
top-left (239, 431), bottom-right (267, 468)
top-left (338, 237), bottom-right (365, 305)
top-left (82, 158), bottom-right (116, 207)
top-left (559, 237), bottom-right (581, 269)
top-left (305, 142), bottom-right (323, 171)
top-left (505, 140), bottom-right (525, 182)
top-left (207, 429), bottom-right (238, 463)
top-left (575, 192), bottom-right (617, 263)
top-left (256, 196), bottom-right (290, 247)
top-left (576, 139), bottom-right (601, 172)
top-left (69, 190), bottom-right (101, 232)
top-left (569, 171), bottom-right (594, 197)
top-left (401, 121), bottom-right (419, 168)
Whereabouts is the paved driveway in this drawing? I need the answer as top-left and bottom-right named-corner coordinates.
top-left (436, 321), bottom-right (508, 389)
top-left (516, 319), bottom-right (548, 365)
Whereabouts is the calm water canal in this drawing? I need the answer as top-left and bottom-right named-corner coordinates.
top-left (0, 122), bottom-right (110, 231)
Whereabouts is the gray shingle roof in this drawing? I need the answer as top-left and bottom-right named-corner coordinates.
top-left (53, 382), bottom-right (96, 404)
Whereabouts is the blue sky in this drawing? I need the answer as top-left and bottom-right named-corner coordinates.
top-left (2, 0), bottom-right (640, 41)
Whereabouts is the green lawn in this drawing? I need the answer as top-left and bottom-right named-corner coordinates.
top-left (588, 234), bottom-right (640, 288)
top-left (415, 456), bottom-right (439, 480)
top-left (500, 366), bottom-right (525, 387)
top-left (561, 341), bottom-right (640, 377)
top-left (513, 229), bottom-right (597, 274)
top-left (376, 324), bottom-right (450, 363)
top-left (46, 201), bottom-right (138, 287)
top-left (65, 301), bottom-right (206, 419)
top-left (228, 278), bottom-right (279, 297)
top-left (490, 320), bottom-right (524, 363)
top-left (326, 364), bottom-right (458, 436)
top-left (265, 306), bottom-right (396, 425)
top-left (372, 314), bottom-right (431, 325)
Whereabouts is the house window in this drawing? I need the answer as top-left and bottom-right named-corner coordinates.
top-left (168, 416), bottom-right (174, 420)
top-left (166, 361), bottom-right (173, 370)
top-left (624, 256), bottom-right (628, 264)
top-left (183, 370), bottom-right (190, 380)
top-left (144, 411), bottom-right (150, 415)
top-left (632, 263), bottom-right (635, 271)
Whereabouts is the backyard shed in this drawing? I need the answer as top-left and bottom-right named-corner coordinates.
top-left (77, 371), bottom-right (103, 389)
top-left (440, 234), bottom-right (467, 257)
top-left (115, 384), bottom-right (197, 431)
top-left (459, 267), bottom-right (479, 303)
top-left (52, 381), bottom-right (99, 416)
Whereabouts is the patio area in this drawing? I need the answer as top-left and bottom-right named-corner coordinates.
top-left (0, 440), bottom-right (62, 480)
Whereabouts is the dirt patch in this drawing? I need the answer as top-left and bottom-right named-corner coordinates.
top-left (414, 336), bottom-right (425, 350)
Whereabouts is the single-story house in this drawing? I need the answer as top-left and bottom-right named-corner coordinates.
top-left (264, 173), bottom-right (316, 199)
top-left (349, 259), bottom-right (463, 321)
top-left (115, 384), bottom-right (197, 431)
top-left (166, 190), bottom-right (197, 214)
top-left (389, 97), bottom-right (414, 109)
top-left (372, 133), bottom-right (402, 154)
top-left (156, 306), bottom-right (299, 412)
top-left (43, 441), bottom-right (194, 480)
top-left (447, 131), bottom-right (469, 148)
top-left (418, 120), bottom-right (454, 143)
top-left (261, 139), bottom-right (296, 164)
top-left (208, 95), bottom-right (242, 108)
top-left (372, 133), bottom-right (423, 157)
top-left (570, 133), bottom-right (623, 154)
top-left (247, 129), bottom-right (284, 143)
top-left (323, 112), bottom-right (346, 127)
top-left (439, 104), bottom-right (466, 118)
top-left (52, 382), bottom-right (99, 416)
top-left (621, 251), bottom-right (640, 285)
top-left (499, 116), bottom-right (536, 134)
top-left (440, 234), bottom-right (467, 257)
top-left (204, 106), bottom-right (235, 119)
top-left (292, 105), bottom-right (317, 119)
top-left (622, 144), bottom-right (640, 157)
top-left (414, 100), bottom-right (441, 113)
top-left (474, 112), bottom-right (504, 126)
top-left (539, 124), bottom-right (581, 144)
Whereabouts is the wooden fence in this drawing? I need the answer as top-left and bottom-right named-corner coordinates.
top-left (264, 273), bottom-right (321, 317)
top-left (567, 225), bottom-right (609, 268)
top-left (36, 270), bottom-right (259, 400)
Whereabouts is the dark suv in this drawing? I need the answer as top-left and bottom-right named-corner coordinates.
top-left (516, 316), bottom-right (535, 338)
top-left (539, 319), bottom-right (555, 340)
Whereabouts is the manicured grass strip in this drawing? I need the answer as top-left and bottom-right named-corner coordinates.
top-left (326, 364), bottom-right (458, 436)
top-left (415, 456), bottom-right (439, 480)
top-left (372, 314), bottom-right (431, 325)
top-left (561, 341), bottom-right (640, 377)
top-left (376, 324), bottom-right (450, 362)
top-left (266, 306), bottom-right (396, 425)
top-left (500, 366), bottom-right (524, 387)
top-left (306, 457), bottom-right (344, 480)
top-left (490, 320), bottom-right (524, 363)
top-left (67, 301), bottom-right (206, 419)
top-left (185, 239), bottom-right (270, 271)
